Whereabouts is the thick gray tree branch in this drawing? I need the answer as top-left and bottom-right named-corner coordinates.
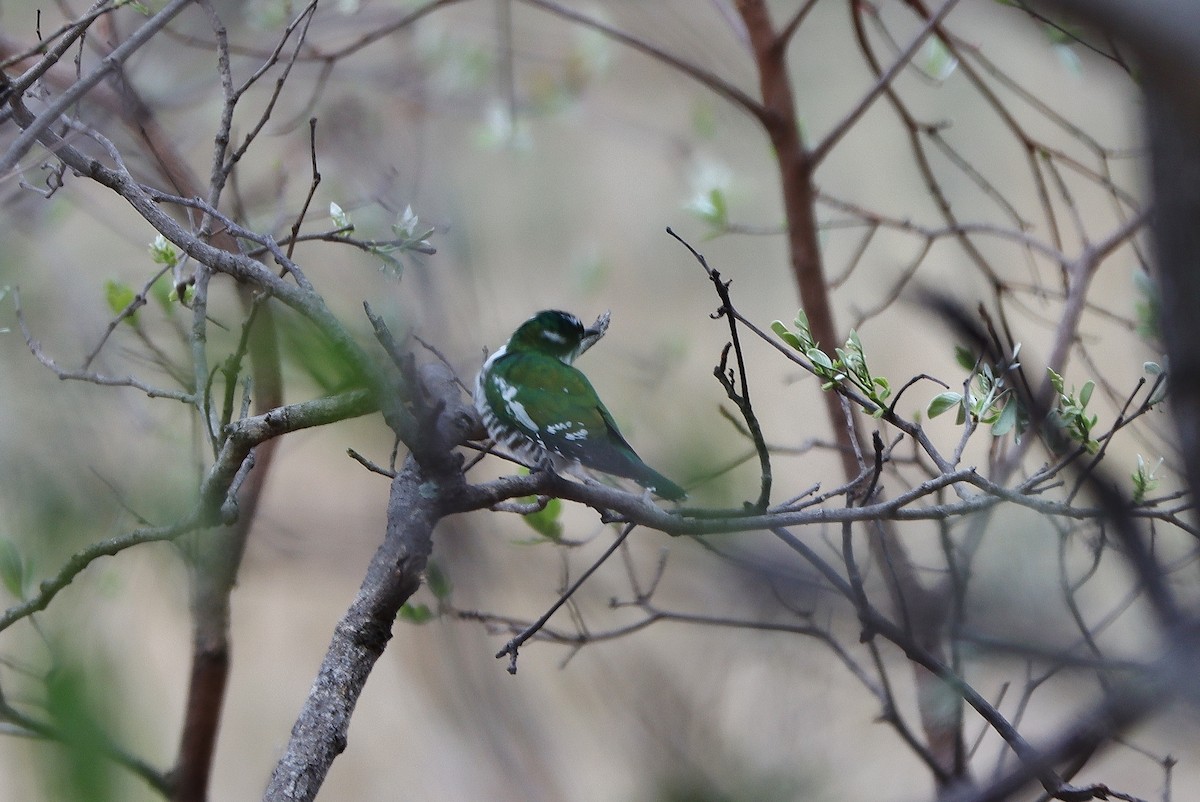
top-left (263, 363), bottom-right (474, 802)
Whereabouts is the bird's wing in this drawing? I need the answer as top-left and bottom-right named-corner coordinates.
top-left (491, 354), bottom-right (685, 499)
top-left (493, 354), bottom-right (634, 460)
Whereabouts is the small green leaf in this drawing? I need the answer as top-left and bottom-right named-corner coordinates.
top-left (1079, 380), bottom-right (1094, 407)
top-left (954, 345), bottom-right (977, 371)
top-left (685, 186), bottom-right (728, 230)
top-left (397, 602), bottom-right (434, 624)
top-left (522, 496), bottom-right (563, 540)
top-left (425, 560), bottom-right (452, 600)
top-left (703, 189), bottom-right (727, 228)
top-left (149, 234), bottom-right (178, 268)
top-left (771, 321), bottom-right (803, 351)
top-left (149, 272), bottom-right (174, 312)
top-left (991, 397), bottom-right (1018, 437)
top-left (807, 348), bottom-right (834, 372)
top-left (329, 201), bottom-right (352, 232)
top-left (707, 188), bottom-right (727, 225)
top-left (104, 280), bottom-right (138, 325)
top-left (0, 539), bottom-right (25, 598)
top-left (1131, 454), bottom-right (1163, 504)
top-left (927, 391), bottom-right (962, 418)
top-left (1047, 367), bottom-right (1065, 395)
top-left (920, 35), bottom-right (958, 81)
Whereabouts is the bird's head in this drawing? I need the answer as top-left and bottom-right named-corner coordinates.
top-left (506, 309), bottom-right (608, 363)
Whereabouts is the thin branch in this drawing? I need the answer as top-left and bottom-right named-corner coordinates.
top-left (517, 0), bottom-right (769, 125)
top-left (495, 523), bottom-right (637, 673)
top-left (15, 287), bottom-right (195, 403)
top-left (667, 227), bottom-right (772, 510)
top-left (0, 0), bottom-right (194, 173)
top-left (811, 0), bottom-right (962, 166)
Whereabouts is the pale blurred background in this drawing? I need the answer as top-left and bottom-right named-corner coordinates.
top-left (0, 1), bottom-right (1184, 800)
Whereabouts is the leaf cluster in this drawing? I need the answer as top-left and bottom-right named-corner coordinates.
top-left (771, 311), bottom-right (892, 416)
top-left (926, 348), bottom-right (1104, 454)
top-left (927, 345), bottom-right (1025, 437)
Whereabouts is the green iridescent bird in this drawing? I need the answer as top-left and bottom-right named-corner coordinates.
top-left (474, 310), bottom-right (686, 501)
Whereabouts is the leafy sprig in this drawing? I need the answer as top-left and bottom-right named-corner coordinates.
top-left (1047, 368), bottom-right (1100, 453)
top-left (927, 352), bottom-right (1103, 454)
top-left (1132, 454), bottom-right (1163, 504)
top-left (772, 311), bottom-right (892, 416)
top-left (927, 345), bottom-right (1024, 437)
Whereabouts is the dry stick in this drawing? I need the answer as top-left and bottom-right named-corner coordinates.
top-left (769, 524), bottom-right (1072, 796)
top-left (0, 390), bottom-right (374, 640)
top-left (845, 3), bottom-right (999, 286)
top-left (494, 523), bottom-right (638, 674)
top-left (14, 288), bottom-right (194, 402)
top-left (666, 228), bottom-right (771, 511)
top-left (0, 0), bottom-right (113, 76)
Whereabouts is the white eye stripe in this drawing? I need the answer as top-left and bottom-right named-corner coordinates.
top-left (541, 330), bottom-right (567, 344)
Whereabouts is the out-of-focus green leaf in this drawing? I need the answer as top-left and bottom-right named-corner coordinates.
top-left (691, 100), bottom-right (717, 139)
top-left (149, 272), bottom-right (174, 314)
top-left (521, 496), bottom-right (563, 541)
top-left (103, 280), bottom-right (138, 325)
top-left (1134, 269), bottom-right (1161, 340)
top-left (920, 36), bottom-right (959, 82)
top-left (277, 308), bottom-right (370, 393)
top-left (0, 538), bottom-right (25, 598)
top-left (425, 560), bottom-right (452, 600)
top-left (43, 660), bottom-right (120, 802)
top-left (398, 602), bottom-right (434, 624)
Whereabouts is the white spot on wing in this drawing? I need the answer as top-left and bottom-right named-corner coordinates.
top-left (546, 420), bottom-right (588, 441)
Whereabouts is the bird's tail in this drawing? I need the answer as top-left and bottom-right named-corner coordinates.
top-left (632, 466), bottom-right (686, 501)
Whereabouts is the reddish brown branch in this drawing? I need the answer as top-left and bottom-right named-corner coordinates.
top-left (735, 0), bottom-right (965, 783)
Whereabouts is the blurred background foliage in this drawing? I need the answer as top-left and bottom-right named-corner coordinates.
top-left (0, 1), bottom-right (1178, 800)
